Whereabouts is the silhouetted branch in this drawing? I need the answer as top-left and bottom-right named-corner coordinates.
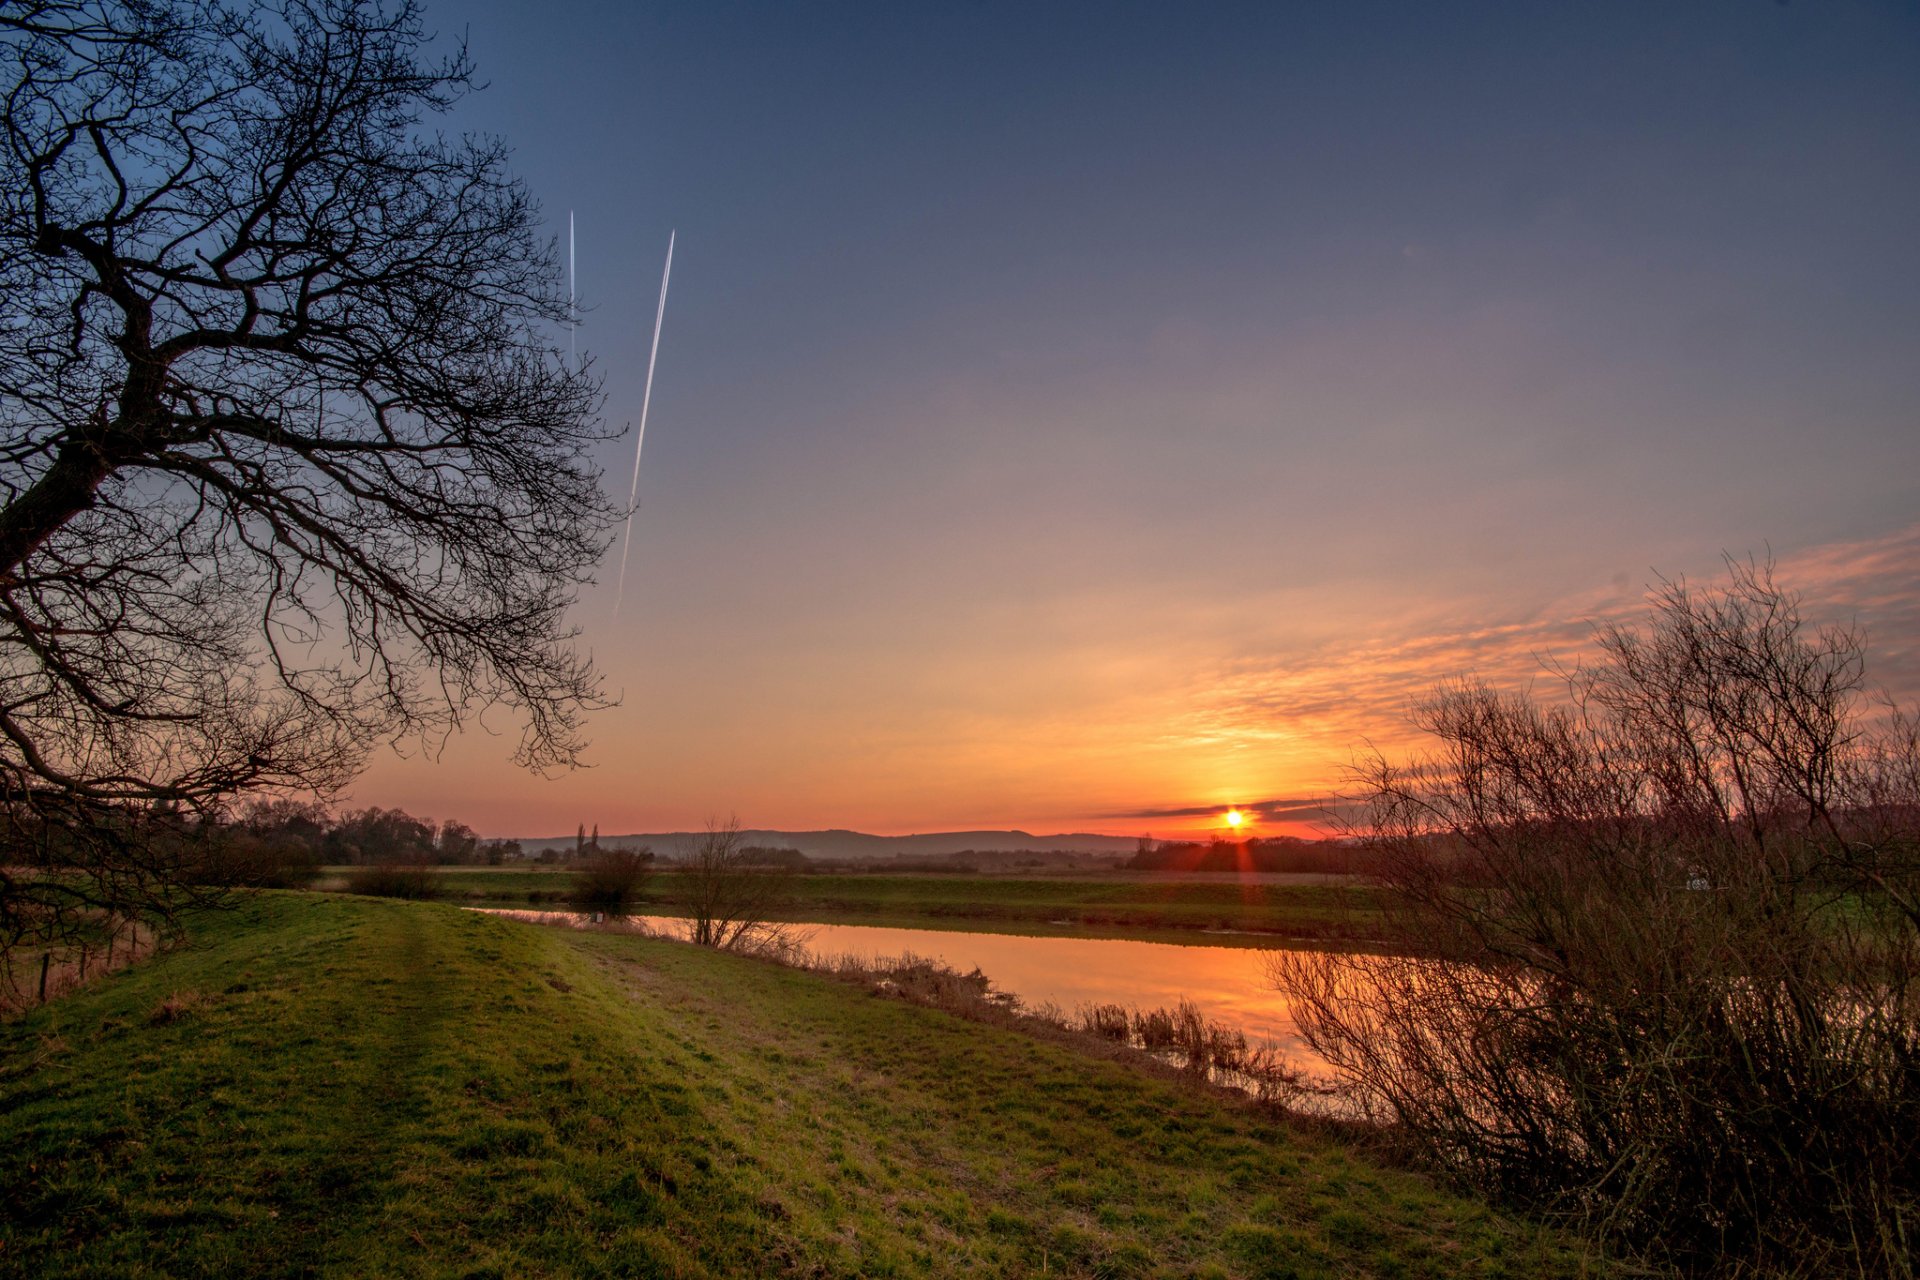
top-left (0, 0), bottom-right (615, 945)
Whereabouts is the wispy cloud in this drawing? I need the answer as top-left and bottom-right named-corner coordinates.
top-left (1107, 795), bottom-right (1332, 821)
top-left (1104, 793), bottom-right (1373, 830)
top-left (1119, 522), bottom-right (1920, 828)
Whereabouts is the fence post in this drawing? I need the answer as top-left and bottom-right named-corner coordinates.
top-left (38, 952), bottom-right (50, 1005)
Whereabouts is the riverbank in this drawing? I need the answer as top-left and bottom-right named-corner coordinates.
top-left (484, 908), bottom-right (1349, 1084)
top-left (311, 866), bottom-right (1392, 949)
top-left (1, 892), bottom-right (1599, 1277)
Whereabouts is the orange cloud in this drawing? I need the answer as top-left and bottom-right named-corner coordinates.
top-left (350, 522), bottom-right (1920, 841)
top-left (1117, 523), bottom-right (1920, 835)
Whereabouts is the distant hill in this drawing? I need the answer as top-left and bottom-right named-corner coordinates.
top-left (510, 827), bottom-right (1143, 860)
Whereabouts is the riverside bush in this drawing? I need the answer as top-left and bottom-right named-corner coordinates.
top-left (1275, 561), bottom-right (1920, 1276)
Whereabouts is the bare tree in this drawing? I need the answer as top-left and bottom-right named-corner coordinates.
top-left (0, 1), bottom-right (615, 948)
top-left (674, 817), bottom-right (801, 953)
top-left (571, 845), bottom-right (651, 916)
top-left (1272, 559), bottom-right (1920, 1275)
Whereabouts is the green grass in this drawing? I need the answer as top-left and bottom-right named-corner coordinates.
top-left (320, 868), bottom-right (1391, 948)
top-left (0, 893), bottom-right (1600, 1277)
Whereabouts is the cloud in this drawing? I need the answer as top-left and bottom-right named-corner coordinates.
top-left (1117, 520), bottom-right (1920, 827)
top-left (1210, 521), bottom-right (1920, 741)
top-left (1774, 522), bottom-right (1920, 699)
top-left (1106, 794), bottom-right (1331, 820)
top-left (1104, 794), bottom-right (1373, 829)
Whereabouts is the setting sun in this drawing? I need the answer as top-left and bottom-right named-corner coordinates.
top-left (1225, 808), bottom-right (1246, 830)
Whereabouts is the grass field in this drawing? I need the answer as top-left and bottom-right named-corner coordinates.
top-left (311, 868), bottom-right (1392, 948)
top-left (0, 892), bottom-right (1600, 1278)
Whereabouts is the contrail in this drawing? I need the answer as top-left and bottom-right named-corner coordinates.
top-left (568, 211), bottom-right (576, 370)
top-left (612, 229), bottom-right (675, 618)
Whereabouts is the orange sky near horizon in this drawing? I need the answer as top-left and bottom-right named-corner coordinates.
top-left (326, 4), bottom-right (1920, 844)
top-left (348, 522), bottom-right (1920, 842)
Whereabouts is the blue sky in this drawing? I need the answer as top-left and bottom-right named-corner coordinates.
top-left (356, 1), bottom-right (1920, 837)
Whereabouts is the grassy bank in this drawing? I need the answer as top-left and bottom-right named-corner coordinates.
top-left (312, 868), bottom-right (1391, 948)
top-left (0, 892), bottom-right (1596, 1278)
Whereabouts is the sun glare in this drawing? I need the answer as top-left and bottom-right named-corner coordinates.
top-left (1225, 808), bottom-right (1245, 830)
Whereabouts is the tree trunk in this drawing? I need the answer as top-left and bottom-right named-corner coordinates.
top-left (0, 442), bottom-right (116, 578)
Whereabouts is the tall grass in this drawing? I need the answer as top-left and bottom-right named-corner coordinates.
top-left (1, 917), bottom-right (160, 1015)
top-left (805, 948), bottom-right (1322, 1110)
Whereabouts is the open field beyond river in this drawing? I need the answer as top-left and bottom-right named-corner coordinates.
top-left (310, 868), bottom-right (1391, 949)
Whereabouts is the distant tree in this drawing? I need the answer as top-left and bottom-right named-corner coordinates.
top-left (0, 0), bottom-right (612, 949)
top-left (1272, 560), bottom-right (1920, 1273)
top-left (434, 820), bottom-right (478, 865)
top-left (201, 796), bottom-right (332, 885)
top-left (478, 838), bottom-right (521, 866)
top-left (325, 806), bottom-right (432, 866)
top-left (238, 798), bottom-right (332, 859)
top-left (675, 817), bottom-right (801, 952)
top-left (1127, 837), bottom-right (1345, 874)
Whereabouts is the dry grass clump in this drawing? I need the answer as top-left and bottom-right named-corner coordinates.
top-left (1085, 998), bottom-right (1315, 1107)
top-left (147, 990), bottom-right (213, 1025)
top-left (814, 951), bottom-right (1011, 1016)
top-left (344, 864), bottom-right (440, 900)
top-left (1080, 1002), bottom-right (1131, 1041)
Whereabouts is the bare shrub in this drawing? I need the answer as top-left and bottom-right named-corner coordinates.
top-left (571, 848), bottom-right (652, 915)
top-left (1273, 559), bottom-right (1920, 1275)
top-left (188, 828), bottom-right (324, 890)
top-left (673, 817), bottom-right (801, 952)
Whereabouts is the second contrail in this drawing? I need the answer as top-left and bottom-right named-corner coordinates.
top-left (612, 229), bottom-right (675, 618)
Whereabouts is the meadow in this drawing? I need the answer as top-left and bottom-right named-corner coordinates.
top-left (0, 893), bottom-right (1599, 1278)
top-left (309, 867), bottom-right (1392, 948)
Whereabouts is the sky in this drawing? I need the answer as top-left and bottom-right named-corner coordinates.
top-left (349, 1), bottom-right (1920, 841)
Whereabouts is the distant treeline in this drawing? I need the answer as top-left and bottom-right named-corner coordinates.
top-left (1126, 837), bottom-right (1354, 875)
top-left (215, 800), bottom-right (523, 873)
top-left (192, 802), bottom-right (632, 884)
top-left (195, 804), bottom-right (1356, 883)
top-left (0, 801), bottom-right (520, 894)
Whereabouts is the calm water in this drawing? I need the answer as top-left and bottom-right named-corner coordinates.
top-left (482, 909), bottom-right (1344, 1082)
